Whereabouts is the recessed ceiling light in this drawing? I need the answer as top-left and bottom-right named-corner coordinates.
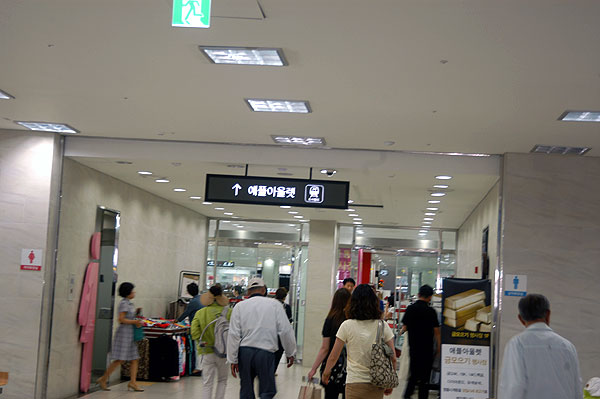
top-left (155, 179), bottom-right (170, 183)
top-left (199, 46), bottom-right (287, 66)
top-left (0, 89), bottom-right (14, 99)
top-left (203, 202), bottom-right (213, 205)
top-left (232, 216), bottom-right (240, 219)
top-left (425, 212), bottom-right (436, 216)
top-left (348, 200), bottom-right (354, 204)
top-left (138, 171), bottom-right (153, 175)
top-left (418, 233), bottom-right (427, 236)
top-left (247, 99), bottom-right (311, 113)
top-left (353, 222), bottom-right (363, 225)
top-left (293, 216), bottom-right (303, 219)
top-left (215, 207), bottom-right (225, 210)
top-left (348, 214), bottom-right (359, 217)
top-left (224, 212), bottom-right (234, 216)
top-left (16, 121), bottom-right (79, 134)
top-left (280, 206), bottom-right (292, 209)
top-left (431, 193), bottom-right (446, 197)
top-left (428, 200), bottom-right (441, 204)
top-left (189, 196), bottom-right (202, 200)
top-left (433, 185), bottom-right (449, 189)
top-left (346, 209), bottom-right (356, 212)
top-left (419, 230), bottom-right (429, 233)
top-left (559, 111), bottom-right (600, 123)
top-left (288, 211), bottom-right (299, 215)
top-left (424, 217), bottom-right (434, 221)
top-left (221, 220), bottom-right (231, 223)
top-left (530, 144), bottom-right (591, 155)
top-left (353, 218), bottom-right (363, 221)
top-left (356, 230), bottom-right (365, 234)
top-left (299, 219), bottom-right (308, 222)
top-left (271, 135), bottom-right (324, 146)
top-left (173, 188), bottom-right (187, 192)
top-left (288, 224), bottom-right (296, 227)
top-left (426, 207), bottom-right (439, 211)
top-left (435, 175), bottom-right (453, 180)
top-left (423, 221), bottom-right (432, 225)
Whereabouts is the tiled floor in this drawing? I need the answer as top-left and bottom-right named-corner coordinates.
top-left (79, 365), bottom-right (438, 399)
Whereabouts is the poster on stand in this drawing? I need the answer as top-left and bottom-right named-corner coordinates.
top-left (441, 278), bottom-right (491, 399)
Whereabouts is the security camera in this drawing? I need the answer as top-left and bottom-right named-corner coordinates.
top-left (320, 169), bottom-right (337, 177)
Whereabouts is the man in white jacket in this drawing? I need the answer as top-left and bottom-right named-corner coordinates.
top-left (498, 293), bottom-right (582, 399)
top-left (227, 277), bottom-right (296, 399)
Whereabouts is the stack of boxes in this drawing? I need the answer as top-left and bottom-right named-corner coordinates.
top-left (443, 289), bottom-right (491, 332)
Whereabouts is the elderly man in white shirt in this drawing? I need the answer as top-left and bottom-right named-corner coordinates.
top-left (227, 277), bottom-right (296, 399)
top-left (499, 293), bottom-right (582, 399)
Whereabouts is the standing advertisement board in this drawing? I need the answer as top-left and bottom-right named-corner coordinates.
top-left (441, 278), bottom-right (492, 399)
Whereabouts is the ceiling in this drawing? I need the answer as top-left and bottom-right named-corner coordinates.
top-left (3, 0), bottom-right (593, 226)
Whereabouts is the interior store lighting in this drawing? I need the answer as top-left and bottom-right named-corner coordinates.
top-left (428, 200), bottom-right (441, 204)
top-left (431, 193), bottom-right (446, 197)
top-left (293, 215), bottom-right (303, 219)
top-left (353, 218), bottom-right (362, 221)
top-left (155, 179), bottom-right (170, 183)
top-left (215, 207), bottom-right (225, 210)
top-left (419, 230), bottom-right (428, 233)
top-left (348, 214), bottom-right (359, 217)
top-left (425, 212), bottom-right (436, 216)
top-left (224, 212), bottom-right (234, 216)
top-left (559, 111), bottom-right (600, 123)
top-left (138, 171), bottom-right (153, 175)
top-left (16, 121), bottom-right (79, 134)
top-left (348, 200), bottom-right (354, 204)
top-left (530, 144), bottom-right (591, 155)
top-left (0, 89), bottom-right (14, 99)
top-left (427, 207), bottom-right (438, 211)
top-left (203, 202), bottom-right (213, 205)
top-left (299, 219), bottom-right (308, 222)
top-left (248, 99), bottom-right (311, 113)
top-left (435, 175), bottom-right (453, 180)
top-left (424, 217), bottom-right (434, 221)
top-left (288, 211), bottom-right (299, 214)
top-left (199, 46), bottom-right (287, 66)
top-left (189, 196), bottom-right (202, 200)
top-left (433, 185), bottom-right (449, 189)
top-left (423, 221), bottom-right (432, 225)
top-left (173, 188), bottom-right (187, 192)
top-left (280, 206), bottom-right (292, 209)
top-left (271, 135), bottom-right (324, 146)
top-left (346, 209), bottom-right (356, 212)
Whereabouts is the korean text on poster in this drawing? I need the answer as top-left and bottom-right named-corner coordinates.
top-left (441, 344), bottom-right (489, 399)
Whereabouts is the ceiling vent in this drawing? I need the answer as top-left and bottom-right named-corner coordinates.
top-left (530, 145), bottom-right (590, 155)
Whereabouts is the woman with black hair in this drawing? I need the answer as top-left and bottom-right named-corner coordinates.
top-left (322, 284), bottom-right (397, 398)
top-left (97, 282), bottom-right (144, 392)
top-left (307, 287), bottom-right (352, 399)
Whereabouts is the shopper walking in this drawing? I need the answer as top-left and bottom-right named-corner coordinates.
top-left (273, 287), bottom-right (293, 374)
top-left (400, 284), bottom-right (440, 399)
top-left (308, 287), bottom-right (352, 399)
top-left (498, 293), bottom-right (581, 399)
top-left (227, 277), bottom-right (296, 399)
top-left (191, 284), bottom-right (232, 399)
top-left (322, 284), bottom-right (396, 399)
top-left (342, 278), bottom-right (356, 292)
top-left (96, 282), bottom-right (144, 392)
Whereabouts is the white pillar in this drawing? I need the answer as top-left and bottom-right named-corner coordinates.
top-left (303, 220), bottom-right (338, 364)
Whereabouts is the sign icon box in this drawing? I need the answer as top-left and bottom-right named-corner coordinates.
top-left (305, 184), bottom-right (324, 203)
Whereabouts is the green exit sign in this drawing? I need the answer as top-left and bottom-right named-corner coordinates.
top-left (172, 0), bottom-right (211, 28)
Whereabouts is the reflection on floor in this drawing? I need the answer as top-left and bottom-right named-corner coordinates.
top-left (79, 364), bottom-right (439, 399)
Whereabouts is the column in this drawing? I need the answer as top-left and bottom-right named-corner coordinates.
top-left (303, 220), bottom-right (337, 364)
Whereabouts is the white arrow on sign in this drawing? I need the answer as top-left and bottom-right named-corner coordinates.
top-left (232, 183), bottom-right (242, 196)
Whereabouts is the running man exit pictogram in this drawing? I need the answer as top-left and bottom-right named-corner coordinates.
top-left (172, 0), bottom-right (211, 28)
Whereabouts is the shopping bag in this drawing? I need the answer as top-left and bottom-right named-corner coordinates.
top-left (297, 383), bottom-right (322, 399)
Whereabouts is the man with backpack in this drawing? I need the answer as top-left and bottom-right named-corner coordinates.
top-left (191, 284), bottom-right (232, 399)
top-left (227, 277), bottom-right (297, 399)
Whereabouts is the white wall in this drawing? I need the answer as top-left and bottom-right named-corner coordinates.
top-left (47, 158), bottom-right (207, 399)
top-left (0, 131), bottom-right (61, 399)
top-left (499, 153), bottom-right (600, 387)
top-left (457, 181), bottom-right (500, 278)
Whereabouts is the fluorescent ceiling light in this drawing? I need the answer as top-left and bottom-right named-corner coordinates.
top-left (425, 212), bottom-right (436, 216)
top-left (428, 200), bottom-right (441, 204)
top-left (422, 221), bottom-right (432, 225)
top-left (203, 202), bottom-right (213, 205)
top-left (288, 224), bottom-right (296, 227)
top-left (419, 230), bottom-right (429, 233)
top-left (189, 196), bottom-right (202, 200)
top-left (433, 185), bottom-right (449, 189)
top-left (232, 216), bottom-right (240, 219)
top-left (353, 218), bottom-right (363, 221)
top-left (215, 207), bottom-right (225, 210)
top-left (221, 220), bottom-right (231, 223)
top-left (0, 89), bottom-right (14, 99)
top-left (418, 233), bottom-right (427, 236)
top-left (559, 111), bottom-right (600, 123)
top-left (346, 209), bottom-right (356, 212)
top-left (288, 211), bottom-right (299, 215)
top-left (155, 179), bottom-right (170, 183)
top-left (224, 212), bottom-right (234, 216)
top-left (299, 219), bottom-right (308, 222)
top-left (427, 207), bottom-right (439, 211)
top-left (280, 206), bottom-right (291, 209)
top-left (356, 230), bottom-right (364, 234)
top-left (348, 214), bottom-right (359, 217)
top-left (431, 193), bottom-right (446, 197)
top-left (424, 217), bottom-right (434, 221)
top-left (199, 46), bottom-right (287, 66)
top-left (247, 99), bottom-right (311, 113)
top-left (173, 188), bottom-right (187, 192)
top-left (271, 135), bottom-right (324, 146)
top-left (348, 200), bottom-right (354, 204)
top-left (435, 175), bottom-right (452, 180)
top-left (293, 216), bottom-right (303, 219)
top-left (353, 222), bottom-right (363, 225)
top-left (138, 171), bottom-right (153, 175)
top-left (531, 144), bottom-right (590, 156)
top-left (16, 121), bottom-right (79, 134)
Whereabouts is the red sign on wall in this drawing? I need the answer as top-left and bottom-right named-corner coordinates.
top-left (20, 248), bottom-right (43, 271)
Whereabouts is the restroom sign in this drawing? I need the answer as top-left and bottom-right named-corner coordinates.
top-left (504, 274), bottom-right (527, 297)
top-left (20, 249), bottom-right (43, 271)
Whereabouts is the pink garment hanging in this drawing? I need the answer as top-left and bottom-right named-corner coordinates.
top-left (78, 232), bottom-right (102, 393)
